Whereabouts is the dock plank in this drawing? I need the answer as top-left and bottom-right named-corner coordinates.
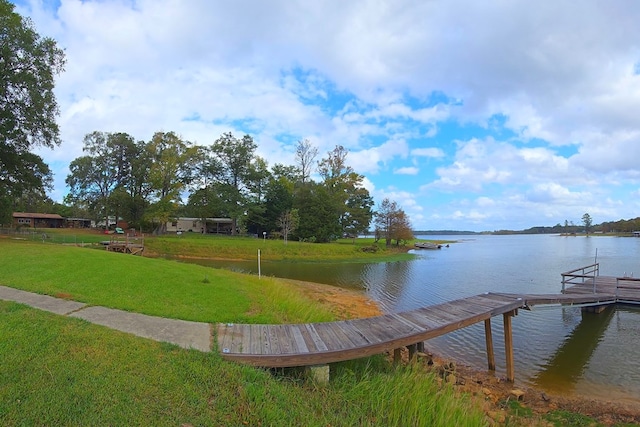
top-left (288, 325), bottom-right (310, 354)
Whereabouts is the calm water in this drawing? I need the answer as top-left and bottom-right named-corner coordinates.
top-left (186, 234), bottom-right (640, 403)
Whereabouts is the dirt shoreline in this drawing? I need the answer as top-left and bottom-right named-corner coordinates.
top-left (290, 277), bottom-right (640, 426)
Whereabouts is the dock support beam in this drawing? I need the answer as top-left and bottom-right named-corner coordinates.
top-left (393, 348), bottom-right (402, 365)
top-left (484, 318), bottom-right (496, 371)
top-left (407, 343), bottom-right (417, 360)
top-left (503, 311), bottom-right (516, 382)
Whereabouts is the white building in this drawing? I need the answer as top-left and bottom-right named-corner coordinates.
top-left (166, 217), bottom-right (233, 234)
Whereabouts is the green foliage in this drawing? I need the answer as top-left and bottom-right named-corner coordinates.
top-left (65, 131), bottom-right (143, 226)
top-left (294, 182), bottom-right (341, 242)
top-left (0, 0), bottom-right (65, 221)
top-left (502, 399), bottom-right (534, 420)
top-left (205, 132), bottom-right (263, 235)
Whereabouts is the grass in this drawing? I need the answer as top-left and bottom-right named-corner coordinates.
top-left (146, 233), bottom-right (419, 262)
top-left (0, 238), bottom-right (333, 324)
top-left (5, 227), bottom-right (426, 262)
top-left (0, 301), bottom-right (487, 426)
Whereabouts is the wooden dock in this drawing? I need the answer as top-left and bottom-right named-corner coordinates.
top-left (216, 263), bottom-right (640, 381)
top-left (106, 235), bottom-right (144, 255)
top-left (218, 293), bottom-right (523, 368)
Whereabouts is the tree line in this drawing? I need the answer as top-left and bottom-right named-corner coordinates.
top-left (58, 131), bottom-right (412, 244)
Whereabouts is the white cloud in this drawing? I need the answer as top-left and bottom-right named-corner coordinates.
top-left (394, 167), bottom-right (419, 175)
top-left (411, 147), bottom-right (445, 158)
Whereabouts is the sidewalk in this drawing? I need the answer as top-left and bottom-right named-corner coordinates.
top-left (0, 285), bottom-right (211, 352)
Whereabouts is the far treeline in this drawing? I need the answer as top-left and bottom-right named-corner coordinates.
top-left (13, 132), bottom-right (413, 245)
top-left (494, 214), bottom-right (640, 235)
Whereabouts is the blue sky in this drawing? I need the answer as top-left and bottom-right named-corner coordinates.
top-left (14, 0), bottom-right (640, 231)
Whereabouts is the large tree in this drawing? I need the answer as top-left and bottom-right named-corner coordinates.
top-left (318, 145), bottom-right (374, 238)
top-left (65, 132), bottom-right (137, 227)
top-left (145, 131), bottom-right (196, 234)
top-left (293, 182), bottom-right (340, 243)
top-left (0, 0), bottom-right (65, 222)
top-left (207, 132), bottom-right (262, 235)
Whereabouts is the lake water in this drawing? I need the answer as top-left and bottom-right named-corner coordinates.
top-left (186, 234), bottom-right (640, 404)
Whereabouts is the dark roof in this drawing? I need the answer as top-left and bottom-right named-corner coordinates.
top-left (12, 212), bottom-right (64, 220)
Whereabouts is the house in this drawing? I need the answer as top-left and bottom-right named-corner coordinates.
top-left (166, 217), bottom-right (233, 234)
top-left (12, 212), bottom-right (65, 228)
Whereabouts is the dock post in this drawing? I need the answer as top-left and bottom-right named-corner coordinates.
top-left (393, 348), bottom-right (402, 365)
top-left (417, 341), bottom-right (425, 353)
top-left (309, 365), bottom-right (330, 385)
top-left (407, 343), bottom-right (417, 360)
top-left (484, 318), bottom-right (496, 371)
top-left (503, 311), bottom-right (516, 382)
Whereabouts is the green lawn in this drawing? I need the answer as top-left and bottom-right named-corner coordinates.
top-left (8, 227), bottom-right (425, 261)
top-left (0, 239), bottom-right (333, 324)
top-left (1, 300), bottom-right (487, 426)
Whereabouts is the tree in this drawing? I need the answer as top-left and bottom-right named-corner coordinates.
top-left (208, 132), bottom-right (261, 235)
top-left (374, 198), bottom-right (414, 246)
top-left (318, 145), bottom-right (352, 191)
top-left (293, 182), bottom-right (340, 243)
top-left (0, 0), bottom-right (65, 222)
top-left (277, 209), bottom-right (299, 244)
top-left (253, 172), bottom-right (294, 234)
top-left (582, 213), bottom-right (593, 236)
top-left (145, 131), bottom-right (196, 234)
top-left (295, 139), bottom-right (318, 184)
top-left (65, 131), bottom-right (137, 228)
top-left (318, 145), bottom-right (373, 237)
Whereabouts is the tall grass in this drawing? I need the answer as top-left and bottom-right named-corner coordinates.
top-left (0, 301), bottom-right (487, 426)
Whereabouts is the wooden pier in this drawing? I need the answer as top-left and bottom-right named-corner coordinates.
top-left (105, 235), bottom-right (144, 255)
top-left (216, 263), bottom-right (640, 382)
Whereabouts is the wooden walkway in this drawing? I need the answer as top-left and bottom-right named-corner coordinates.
top-left (216, 263), bottom-right (640, 381)
top-left (218, 293), bottom-right (524, 368)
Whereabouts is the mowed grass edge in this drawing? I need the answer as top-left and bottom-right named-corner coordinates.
top-left (0, 238), bottom-right (333, 324)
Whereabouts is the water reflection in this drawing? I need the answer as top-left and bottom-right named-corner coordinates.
top-left (533, 306), bottom-right (614, 392)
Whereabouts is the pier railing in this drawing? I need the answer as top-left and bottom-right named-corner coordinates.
top-left (561, 263), bottom-right (599, 293)
top-left (616, 276), bottom-right (640, 299)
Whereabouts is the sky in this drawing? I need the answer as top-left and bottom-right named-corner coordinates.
top-left (12, 0), bottom-right (640, 232)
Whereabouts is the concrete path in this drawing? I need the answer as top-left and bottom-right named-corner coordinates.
top-left (0, 285), bottom-right (212, 352)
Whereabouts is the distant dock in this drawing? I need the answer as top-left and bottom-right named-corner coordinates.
top-left (105, 235), bottom-right (144, 255)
